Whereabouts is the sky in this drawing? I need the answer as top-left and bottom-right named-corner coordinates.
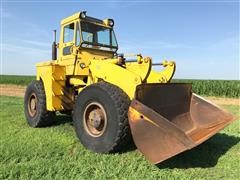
top-left (0, 0), bottom-right (239, 80)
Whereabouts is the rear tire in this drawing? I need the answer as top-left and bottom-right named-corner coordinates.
top-left (73, 82), bottom-right (132, 153)
top-left (24, 80), bottom-right (55, 127)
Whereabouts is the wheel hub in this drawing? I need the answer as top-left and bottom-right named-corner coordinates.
top-left (28, 93), bottom-right (37, 117)
top-left (89, 109), bottom-right (104, 128)
top-left (83, 102), bottom-right (107, 137)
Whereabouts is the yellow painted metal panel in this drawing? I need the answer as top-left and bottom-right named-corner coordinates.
top-left (36, 63), bottom-right (66, 111)
top-left (89, 60), bottom-right (142, 99)
top-left (147, 61), bottom-right (176, 83)
top-left (61, 12), bottom-right (80, 25)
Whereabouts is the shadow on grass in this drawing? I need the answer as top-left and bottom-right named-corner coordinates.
top-left (157, 133), bottom-right (239, 169)
top-left (50, 114), bottom-right (137, 153)
top-left (51, 114), bottom-right (73, 127)
top-left (117, 136), bottom-right (137, 153)
top-left (48, 116), bottom-right (239, 157)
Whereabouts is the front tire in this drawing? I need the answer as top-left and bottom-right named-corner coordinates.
top-left (24, 80), bottom-right (55, 127)
top-left (73, 82), bottom-right (132, 153)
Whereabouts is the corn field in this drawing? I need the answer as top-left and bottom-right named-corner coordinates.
top-left (172, 79), bottom-right (240, 98)
top-left (0, 75), bottom-right (239, 98)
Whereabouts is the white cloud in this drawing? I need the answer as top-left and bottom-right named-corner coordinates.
top-left (21, 40), bottom-right (51, 48)
top-left (1, 42), bottom-right (51, 75)
top-left (207, 36), bottom-right (239, 50)
top-left (1, 43), bottom-right (50, 55)
top-left (1, 10), bottom-right (53, 74)
top-left (118, 39), bottom-right (191, 58)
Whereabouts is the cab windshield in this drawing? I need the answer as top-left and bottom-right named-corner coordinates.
top-left (80, 21), bottom-right (118, 52)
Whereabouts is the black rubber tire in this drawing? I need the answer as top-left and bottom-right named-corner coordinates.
top-left (73, 82), bottom-right (132, 153)
top-left (24, 80), bottom-right (55, 127)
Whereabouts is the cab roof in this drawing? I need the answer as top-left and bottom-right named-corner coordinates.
top-left (61, 12), bottom-right (81, 25)
top-left (60, 11), bottom-right (106, 26)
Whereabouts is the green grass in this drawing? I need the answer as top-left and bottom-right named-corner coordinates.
top-left (0, 75), bottom-right (35, 86)
top-left (0, 96), bottom-right (239, 179)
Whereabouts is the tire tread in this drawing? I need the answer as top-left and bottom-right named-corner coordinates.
top-left (24, 80), bottom-right (54, 127)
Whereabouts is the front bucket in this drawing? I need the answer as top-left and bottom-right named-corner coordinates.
top-left (128, 83), bottom-right (236, 164)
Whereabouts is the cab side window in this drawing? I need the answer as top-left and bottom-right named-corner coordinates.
top-left (64, 23), bottom-right (74, 43)
top-left (76, 22), bottom-right (80, 46)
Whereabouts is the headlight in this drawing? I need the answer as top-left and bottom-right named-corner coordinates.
top-left (108, 19), bottom-right (114, 27)
top-left (80, 11), bottom-right (86, 19)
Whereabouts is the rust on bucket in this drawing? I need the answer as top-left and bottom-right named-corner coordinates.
top-left (128, 84), bottom-right (236, 164)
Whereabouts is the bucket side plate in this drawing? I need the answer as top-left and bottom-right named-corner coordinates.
top-left (128, 83), bottom-right (236, 164)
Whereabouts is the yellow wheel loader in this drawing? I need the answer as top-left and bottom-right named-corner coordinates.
top-left (24, 11), bottom-right (236, 164)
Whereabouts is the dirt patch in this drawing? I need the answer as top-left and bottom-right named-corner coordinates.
top-left (206, 96), bottom-right (239, 106)
top-left (0, 84), bottom-right (239, 106)
top-left (0, 84), bottom-right (26, 97)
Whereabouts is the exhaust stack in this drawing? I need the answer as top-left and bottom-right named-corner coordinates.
top-left (52, 29), bottom-right (57, 60)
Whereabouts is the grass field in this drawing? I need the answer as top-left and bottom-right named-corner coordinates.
top-left (0, 75), bottom-right (35, 86)
top-left (0, 96), bottom-right (239, 179)
top-left (172, 79), bottom-right (240, 98)
top-left (0, 75), bottom-right (239, 98)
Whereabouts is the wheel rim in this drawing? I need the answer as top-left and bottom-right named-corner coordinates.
top-left (28, 93), bottom-right (37, 117)
top-left (83, 102), bottom-right (107, 137)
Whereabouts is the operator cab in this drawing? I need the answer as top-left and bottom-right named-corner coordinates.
top-left (80, 18), bottom-right (118, 52)
top-left (57, 11), bottom-right (118, 60)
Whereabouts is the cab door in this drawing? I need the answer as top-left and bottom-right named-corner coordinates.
top-left (60, 21), bottom-right (82, 75)
top-left (61, 22), bottom-right (75, 60)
